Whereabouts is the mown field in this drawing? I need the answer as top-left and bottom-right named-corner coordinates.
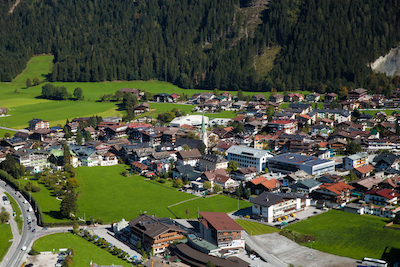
top-left (235, 219), bottom-right (280, 235)
top-left (0, 224), bottom-right (12, 262)
top-left (286, 210), bottom-right (400, 261)
top-left (33, 233), bottom-right (130, 267)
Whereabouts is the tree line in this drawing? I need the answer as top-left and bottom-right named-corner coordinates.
top-left (0, 0), bottom-right (399, 94)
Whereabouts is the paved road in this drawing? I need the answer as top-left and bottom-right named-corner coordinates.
top-left (0, 126), bottom-right (29, 133)
top-left (0, 181), bottom-right (39, 267)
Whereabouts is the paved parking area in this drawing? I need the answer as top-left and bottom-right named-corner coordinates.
top-left (92, 228), bottom-right (142, 259)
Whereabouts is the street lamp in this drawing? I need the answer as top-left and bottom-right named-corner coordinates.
top-left (308, 240), bottom-right (314, 249)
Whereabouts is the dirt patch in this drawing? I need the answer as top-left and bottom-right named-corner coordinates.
top-left (27, 253), bottom-right (58, 267)
top-left (253, 233), bottom-right (358, 267)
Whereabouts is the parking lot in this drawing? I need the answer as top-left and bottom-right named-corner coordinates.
top-left (26, 253), bottom-right (59, 267)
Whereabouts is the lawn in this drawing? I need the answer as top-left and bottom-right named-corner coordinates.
top-left (361, 109), bottom-right (396, 116)
top-left (168, 194), bottom-right (252, 219)
top-left (286, 210), bottom-right (400, 261)
top-left (235, 219), bottom-right (280, 235)
top-left (0, 223), bottom-right (13, 263)
top-left (18, 179), bottom-right (70, 223)
top-left (32, 233), bottom-right (130, 267)
top-left (75, 165), bottom-right (196, 223)
top-left (4, 192), bottom-right (23, 233)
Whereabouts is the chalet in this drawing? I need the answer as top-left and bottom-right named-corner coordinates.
top-left (252, 94), bottom-right (266, 102)
top-left (105, 124), bottom-right (128, 139)
top-left (120, 88), bottom-right (141, 99)
top-left (284, 93), bottom-right (304, 102)
top-left (199, 154), bottom-right (228, 171)
top-left (246, 176), bottom-right (282, 195)
top-left (67, 122), bottom-right (79, 133)
top-left (28, 118), bottom-right (49, 130)
top-left (231, 166), bottom-right (258, 181)
top-left (349, 176), bottom-right (383, 192)
top-left (364, 188), bottom-right (399, 206)
top-left (306, 93), bottom-right (321, 102)
top-left (0, 107), bottom-right (8, 114)
top-left (172, 165), bottom-right (202, 181)
top-left (133, 102), bottom-right (150, 115)
top-left (353, 164), bottom-right (375, 178)
top-left (128, 214), bottom-right (186, 254)
top-left (176, 149), bottom-right (202, 167)
top-left (269, 94), bottom-right (284, 103)
top-left (373, 153), bottom-right (400, 170)
top-left (131, 161), bottom-right (149, 174)
top-left (153, 93), bottom-right (172, 103)
top-left (312, 182), bottom-right (354, 207)
top-left (328, 138), bottom-right (347, 150)
top-left (348, 88), bottom-right (367, 100)
top-left (0, 137), bottom-right (26, 150)
top-left (324, 93), bottom-right (337, 102)
top-left (13, 149), bottom-right (50, 173)
top-left (201, 169), bottom-right (231, 187)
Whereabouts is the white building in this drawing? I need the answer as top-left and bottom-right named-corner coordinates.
top-left (226, 145), bottom-right (274, 172)
top-left (343, 152), bottom-right (369, 170)
top-left (250, 191), bottom-right (310, 223)
top-left (170, 115), bottom-right (209, 127)
top-left (267, 119), bottom-right (298, 134)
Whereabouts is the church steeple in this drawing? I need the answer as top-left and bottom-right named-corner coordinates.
top-left (201, 113), bottom-right (208, 153)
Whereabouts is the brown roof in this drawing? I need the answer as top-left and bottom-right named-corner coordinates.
top-left (177, 149), bottom-right (202, 159)
top-left (131, 161), bottom-right (149, 170)
top-left (198, 212), bottom-right (244, 231)
top-left (354, 164), bottom-right (375, 174)
top-left (249, 176), bottom-right (267, 185)
top-left (261, 179), bottom-right (282, 190)
top-left (319, 182), bottom-right (354, 195)
top-left (129, 214), bottom-right (185, 239)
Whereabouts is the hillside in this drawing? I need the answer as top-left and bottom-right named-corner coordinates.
top-left (0, 0), bottom-right (399, 93)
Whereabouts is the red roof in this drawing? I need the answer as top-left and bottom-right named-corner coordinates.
top-left (365, 189), bottom-right (400, 200)
top-left (198, 212), bottom-right (244, 231)
top-left (354, 164), bottom-right (375, 174)
top-left (249, 176), bottom-right (267, 185)
top-left (269, 119), bottom-right (296, 125)
top-left (299, 114), bottom-right (311, 120)
top-left (261, 179), bottom-right (282, 190)
top-left (319, 141), bottom-right (328, 148)
top-left (319, 182), bottom-right (353, 195)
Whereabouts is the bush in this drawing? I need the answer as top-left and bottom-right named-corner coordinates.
top-left (279, 229), bottom-right (315, 244)
top-left (31, 186), bottom-right (41, 192)
top-left (96, 218), bottom-right (103, 225)
top-left (28, 248), bottom-right (40, 255)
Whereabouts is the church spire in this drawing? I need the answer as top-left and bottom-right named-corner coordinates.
top-left (201, 113), bottom-right (208, 153)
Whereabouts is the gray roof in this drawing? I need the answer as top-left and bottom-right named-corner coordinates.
top-left (297, 179), bottom-right (322, 189)
top-left (314, 109), bottom-right (351, 117)
top-left (226, 145), bottom-right (273, 159)
top-left (201, 154), bottom-right (228, 163)
top-left (251, 191), bottom-right (307, 207)
top-left (269, 153), bottom-right (334, 167)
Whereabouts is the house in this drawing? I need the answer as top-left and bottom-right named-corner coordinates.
top-left (250, 191), bottom-right (310, 223)
top-left (318, 174), bottom-right (345, 184)
top-left (153, 93), bottom-right (172, 103)
top-left (67, 122), bottom-right (80, 133)
top-left (246, 176), bottom-right (282, 194)
top-left (101, 152), bottom-right (118, 166)
top-left (343, 152), bottom-right (369, 170)
top-left (128, 214), bottom-right (186, 254)
top-left (176, 149), bottom-right (202, 167)
top-left (231, 166), bottom-right (258, 181)
top-left (267, 119), bottom-right (298, 134)
top-left (226, 145), bottom-right (274, 172)
top-left (294, 179), bottom-right (322, 193)
top-left (131, 161), bottom-right (149, 174)
top-left (313, 109), bottom-right (352, 123)
top-left (353, 164), bottom-right (375, 178)
top-left (1, 138), bottom-right (27, 150)
top-left (172, 165), bottom-right (202, 181)
top-left (268, 153), bottom-right (335, 176)
top-left (13, 149), bottom-right (50, 173)
top-left (364, 188), bottom-right (399, 206)
top-left (324, 93), bottom-right (337, 102)
top-left (133, 102), bottom-right (150, 115)
top-left (284, 93), bottom-right (304, 102)
top-left (269, 94), bottom-right (284, 103)
top-left (252, 94), bottom-right (266, 102)
top-left (311, 182), bottom-right (354, 207)
top-left (120, 88), bottom-right (141, 99)
top-left (349, 176), bottom-right (383, 192)
top-left (0, 107), bottom-right (8, 114)
top-left (199, 154), bottom-right (228, 171)
top-left (306, 93), bottom-right (321, 102)
top-left (28, 118), bottom-right (49, 130)
top-left (198, 211), bottom-right (245, 249)
top-left (348, 88), bottom-right (367, 100)
top-left (328, 138), bottom-right (347, 150)
top-left (373, 153), bottom-right (400, 170)
top-left (83, 126), bottom-right (97, 140)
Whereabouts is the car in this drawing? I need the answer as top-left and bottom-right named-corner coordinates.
top-left (21, 246), bottom-right (27, 251)
top-left (43, 227), bottom-right (48, 230)
top-left (313, 211), bottom-right (318, 214)
top-left (32, 229), bottom-right (36, 233)
top-left (26, 264), bottom-right (33, 267)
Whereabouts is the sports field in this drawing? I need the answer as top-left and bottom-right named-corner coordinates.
top-left (286, 210), bottom-right (400, 261)
top-left (33, 233), bottom-right (129, 267)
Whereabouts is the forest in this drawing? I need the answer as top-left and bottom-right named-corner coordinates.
top-left (0, 0), bottom-right (399, 94)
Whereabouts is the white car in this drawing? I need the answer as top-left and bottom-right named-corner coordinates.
top-left (21, 246), bottom-right (27, 251)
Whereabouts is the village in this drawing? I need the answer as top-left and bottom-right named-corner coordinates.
top-left (1, 87), bottom-right (400, 267)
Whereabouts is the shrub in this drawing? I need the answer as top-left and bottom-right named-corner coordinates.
top-left (96, 218), bottom-right (103, 225)
top-left (28, 248), bottom-right (40, 255)
top-left (32, 186), bottom-right (41, 192)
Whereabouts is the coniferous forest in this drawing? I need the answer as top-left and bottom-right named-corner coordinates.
top-left (0, 0), bottom-right (399, 94)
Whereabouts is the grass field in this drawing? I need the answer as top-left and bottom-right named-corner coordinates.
top-left (75, 165), bottom-right (196, 223)
top-left (4, 192), bottom-right (23, 233)
top-left (286, 210), bottom-right (400, 261)
top-left (168, 195), bottom-right (252, 219)
top-left (235, 219), bottom-right (280, 235)
top-left (361, 109), bottom-right (396, 116)
top-left (18, 179), bottom-right (71, 223)
top-left (32, 233), bottom-right (129, 267)
top-left (0, 224), bottom-right (12, 263)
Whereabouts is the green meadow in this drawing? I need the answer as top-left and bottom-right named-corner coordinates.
top-left (286, 210), bottom-right (400, 261)
top-left (0, 224), bottom-right (12, 262)
top-left (235, 219), bottom-right (280, 235)
top-left (33, 233), bottom-right (129, 267)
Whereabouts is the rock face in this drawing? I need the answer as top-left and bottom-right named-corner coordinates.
top-left (371, 46), bottom-right (400, 76)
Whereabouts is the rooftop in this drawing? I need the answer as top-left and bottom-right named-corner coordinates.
top-left (269, 153), bottom-right (334, 167)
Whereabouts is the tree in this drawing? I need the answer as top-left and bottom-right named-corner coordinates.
top-left (338, 86), bottom-right (348, 100)
top-left (235, 185), bottom-right (243, 198)
top-left (136, 241), bottom-right (142, 249)
top-left (213, 184), bottom-right (222, 193)
top-left (352, 109), bottom-right (361, 119)
top-left (60, 191), bottom-right (78, 219)
top-left (73, 222), bottom-right (79, 233)
top-left (227, 160), bottom-right (239, 172)
top-left (63, 142), bottom-right (71, 166)
top-left (245, 188), bottom-right (251, 199)
top-left (266, 106), bottom-right (275, 121)
top-left (26, 78), bottom-right (32, 88)
top-left (346, 140), bottom-right (362, 155)
top-left (84, 131), bottom-right (92, 141)
top-left (346, 170), bottom-right (358, 182)
top-left (76, 131), bottom-right (83, 145)
top-left (0, 207), bottom-right (10, 223)
top-left (185, 208), bottom-right (190, 219)
top-left (3, 132), bottom-right (11, 138)
top-left (206, 261), bottom-right (216, 267)
top-left (393, 212), bottom-right (400, 225)
top-left (236, 90), bottom-right (244, 101)
top-left (33, 76), bottom-right (40, 86)
top-left (73, 87), bottom-right (84, 100)
top-left (173, 178), bottom-right (183, 188)
top-left (213, 88), bottom-right (219, 96)
top-left (66, 178), bottom-right (80, 189)
top-left (203, 181), bottom-right (211, 190)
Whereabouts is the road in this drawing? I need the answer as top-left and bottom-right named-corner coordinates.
top-left (0, 126), bottom-right (29, 133)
